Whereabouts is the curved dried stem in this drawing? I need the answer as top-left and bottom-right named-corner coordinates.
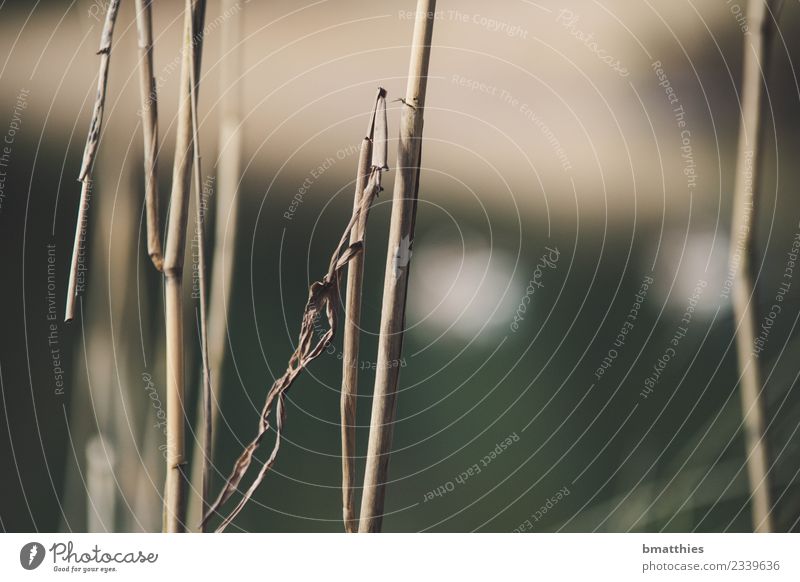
top-left (729, 0), bottom-right (781, 533)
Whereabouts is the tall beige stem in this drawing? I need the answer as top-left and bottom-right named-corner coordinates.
top-left (729, 0), bottom-right (780, 533)
top-left (208, 0), bottom-right (243, 411)
top-left (359, 0), bottom-right (436, 533)
top-left (188, 0), bottom-right (243, 530)
top-left (187, 0), bottom-right (212, 531)
top-left (163, 0), bottom-right (206, 533)
top-left (341, 140), bottom-right (371, 533)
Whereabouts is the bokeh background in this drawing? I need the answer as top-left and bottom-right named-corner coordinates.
top-left (0, 0), bottom-right (799, 532)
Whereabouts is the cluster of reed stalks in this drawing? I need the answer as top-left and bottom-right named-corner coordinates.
top-left (64, 0), bottom-right (216, 532)
top-left (203, 0), bottom-right (438, 534)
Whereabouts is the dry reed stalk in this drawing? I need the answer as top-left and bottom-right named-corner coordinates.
top-left (358, 0), bottom-right (436, 533)
top-left (162, 0), bottom-right (206, 533)
top-left (729, 0), bottom-right (781, 533)
top-left (207, 0), bottom-right (242, 443)
top-left (202, 90), bottom-right (388, 533)
top-left (186, 5), bottom-right (213, 532)
top-left (341, 89), bottom-right (387, 533)
top-left (187, 0), bottom-right (243, 531)
top-left (64, 0), bottom-right (121, 322)
top-left (134, 0), bottom-right (164, 271)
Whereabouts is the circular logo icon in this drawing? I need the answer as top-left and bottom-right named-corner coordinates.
top-left (20, 542), bottom-right (45, 570)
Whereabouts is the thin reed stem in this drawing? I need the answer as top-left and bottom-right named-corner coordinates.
top-left (341, 89), bottom-right (387, 533)
top-left (729, 0), bottom-right (781, 533)
top-left (186, 5), bottom-right (213, 532)
top-left (64, 0), bottom-right (121, 322)
top-left (163, 0), bottom-right (207, 533)
top-left (134, 0), bottom-right (163, 271)
top-left (359, 0), bottom-right (436, 533)
top-left (188, 0), bottom-right (243, 531)
top-left (208, 0), bottom-right (242, 453)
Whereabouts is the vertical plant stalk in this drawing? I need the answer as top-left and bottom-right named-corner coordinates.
top-left (163, 0), bottom-right (206, 533)
top-left (134, 0), bottom-right (164, 271)
top-left (64, 0), bottom-right (121, 322)
top-left (730, 0), bottom-right (780, 533)
top-left (359, 0), bottom-right (436, 533)
top-left (186, 4), bottom-right (213, 532)
top-left (188, 0), bottom-right (243, 531)
top-left (203, 91), bottom-right (388, 533)
top-left (209, 0), bottom-right (242, 426)
top-left (341, 89), bottom-right (387, 533)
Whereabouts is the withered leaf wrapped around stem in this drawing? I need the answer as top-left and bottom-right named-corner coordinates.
top-left (203, 89), bottom-right (389, 532)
